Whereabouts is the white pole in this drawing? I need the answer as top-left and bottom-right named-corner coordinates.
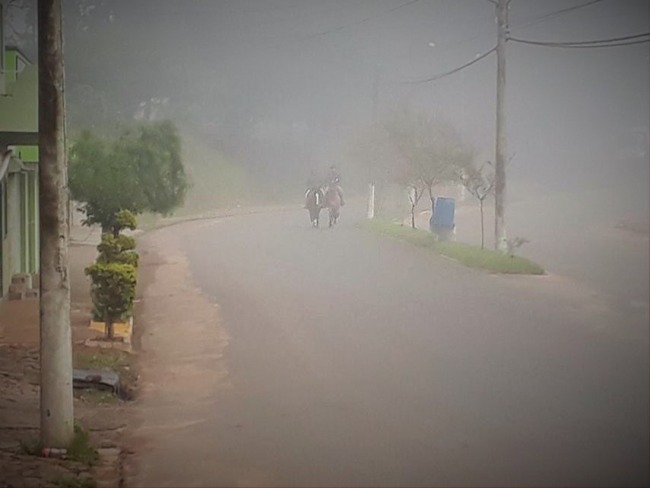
top-left (367, 183), bottom-right (375, 219)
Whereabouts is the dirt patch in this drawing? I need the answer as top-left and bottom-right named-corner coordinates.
top-left (0, 344), bottom-right (125, 488)
top-left (122, 222), bottom-right (230, 486)
top-left (73, 345), bottom-right (138, 402)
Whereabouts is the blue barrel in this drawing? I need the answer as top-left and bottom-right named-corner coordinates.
top-left (431, 197), bottom-right (455, 229)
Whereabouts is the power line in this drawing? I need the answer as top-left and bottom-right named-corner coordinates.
top-left (409, 0), bottom-right (607, 69)
top-left (402, 46), bottom-right (497, 84)
top-left (509, 32), bottom-right (650, 48)
top-left (510, 38), bottom-right (649, 48)
top-left (522, 32), bottom-right (649, 45)
top-left (434, 0), bottom-right (607, 53)
top-left (399, 3), bottom-right (645, 86)
top-left (511, 0), bottom-right (605, 31)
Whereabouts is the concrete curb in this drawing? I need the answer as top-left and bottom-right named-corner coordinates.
top-left (137, 203), bottom-right (299, 235)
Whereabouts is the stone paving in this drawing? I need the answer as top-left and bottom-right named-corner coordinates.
top-left (0, 224), bottom-right (128, 488)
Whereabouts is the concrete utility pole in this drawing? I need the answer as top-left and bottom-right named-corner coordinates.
top-left (368, 63), bottom-right (381, 219)
top-left (38, 0), bottom-right (74, 448)
top-left (494, 0), bottom-right (509, 252)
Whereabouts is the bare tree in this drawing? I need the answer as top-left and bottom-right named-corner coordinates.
top-left (384, 110), bottom-right (474, 229)
top-left (406, 183), bottom-right (425, 229)
top-left (460, 161), bottom-right (495, 249)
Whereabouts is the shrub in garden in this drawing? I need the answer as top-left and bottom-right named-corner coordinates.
top-left (85, 209), bottom-right (139, 339)
top-left (96, 234), bottom-right (138, 267)
top-left (112, 209), bottom-right (137, 237)
top-left (85, 262), bottom-right (137, 339)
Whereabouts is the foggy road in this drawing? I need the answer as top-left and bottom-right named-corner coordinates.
top-left (129, 205), bottom-right (648, 487)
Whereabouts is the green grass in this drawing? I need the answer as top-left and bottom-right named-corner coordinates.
top-left (74, 349), bottom-right (129, 371)
top-left (359, 219), bottom-right (545, 275)
top-left (434, 241), bottom-right (545, 274)
top-left (67, 425), bottom-right (98, 466)
top-left (74, 389), bottom-right (120, 404)
top-left (19, 437), bottom-right (42, 456)
top-left (51, 476), bottom-right (97, 488)
top-left (73, 348), bottom-right (137, 400)
top-left (360, 219), bottom-right (438, 248)
top-left (19, 425), bottom-right (98, 466)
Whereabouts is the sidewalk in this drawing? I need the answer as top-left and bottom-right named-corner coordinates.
top-left (0, 224), bottom-right (125, 488)
top-left (0, 224), bottom-right (101, 345)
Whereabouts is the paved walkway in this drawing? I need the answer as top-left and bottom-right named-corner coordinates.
top-left (0, 224), bottom-right (125, 488)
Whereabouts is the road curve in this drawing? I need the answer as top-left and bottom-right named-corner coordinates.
top-left (127, 204), bottom-right (648, 487)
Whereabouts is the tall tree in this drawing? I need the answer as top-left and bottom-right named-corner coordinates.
top-left (68, 130), bottom-right (146, 233)
top-left (69, 120), bottom-right (188, 232)
top-left (117, 120), bottom-right (187, 216)
top-left (460, 162), bottom-right (495, 249)
top-left (38, 0), bottom-right (74, 448)
top-left (384, 111), bottom-right (474, 228)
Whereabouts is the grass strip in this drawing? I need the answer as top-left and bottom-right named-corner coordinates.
top-left (359, 219), bottom-right (544, 275)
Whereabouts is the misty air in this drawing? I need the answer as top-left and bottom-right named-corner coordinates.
top-left (0, 0), bottom-right (648, 486)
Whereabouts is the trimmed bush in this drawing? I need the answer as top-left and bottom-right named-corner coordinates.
top-left (85, 262), bottom-right (137, 338)
top-left (86, 210), bottom-right (139, 338)
top-left (113, 209), bottom-right (137, 237)
top-left (96, 233), bottom-right (138, 267)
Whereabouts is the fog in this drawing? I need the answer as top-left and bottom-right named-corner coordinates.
top-left (52, 0), bottom-right (648, 300)
top-left (2, 2), bottom-right (649, 485)
top-left (40, 0), bottom-right (645, 202)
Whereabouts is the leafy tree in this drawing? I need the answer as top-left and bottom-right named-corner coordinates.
top-left (460, 162), bottom-right (495, 249)
top-left (116, 120), bottom-right (187, 215)
top-left (69, 121), bottom-right (188, 232)
top-left (384, 110), bottom-right (474, 228)
top-left (69, 130), bottom-right (145, 233)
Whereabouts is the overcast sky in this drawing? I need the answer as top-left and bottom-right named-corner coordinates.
top-left (87, 0), bottom-right (648, 188)
top-left (5, 0), bottom-right (649, 193)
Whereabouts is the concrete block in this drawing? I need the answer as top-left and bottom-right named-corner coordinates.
top-left (8, 284), bottom-right (25, 300)
top-left (31, 273), bottom-right (40, 289)
top-left (11, 273), bottom-right (32, 289)
top-left (25, 289), bottom-right (39, 299)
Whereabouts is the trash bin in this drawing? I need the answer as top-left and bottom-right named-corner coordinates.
top-left (429, 197), bottom-right (456, 241)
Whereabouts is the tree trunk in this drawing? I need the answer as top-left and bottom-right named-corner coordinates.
top-left (38, 0), bottom-right (74, 449)
top-left (105, 318), bottom-right (114, 340)
top-left (411, 204), bottom-right (416, 229)
top-left (478, 199), bottom-right (485, 249)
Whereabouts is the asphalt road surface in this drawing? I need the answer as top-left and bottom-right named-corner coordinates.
top-left (129, 204), bottom-right (648, 487)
